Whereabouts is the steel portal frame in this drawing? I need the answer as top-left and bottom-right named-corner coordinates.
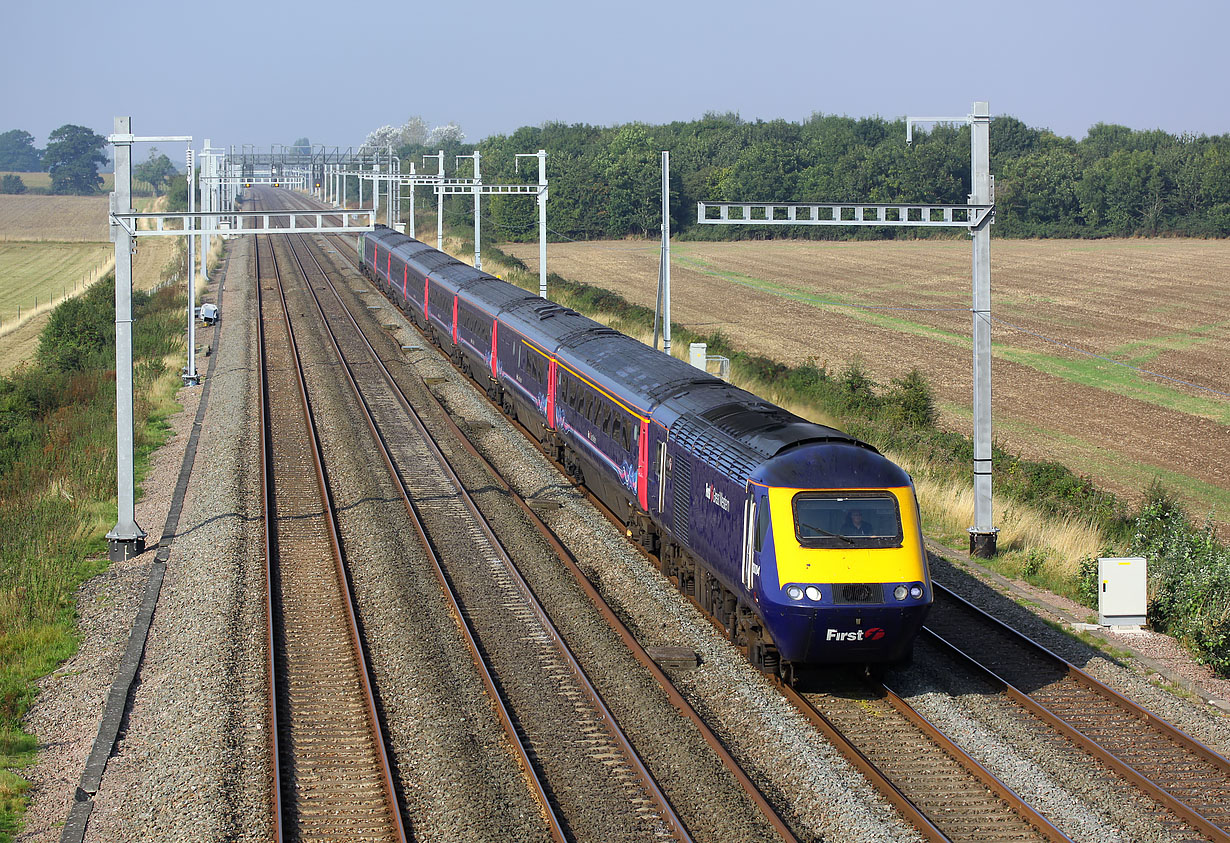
top-left (697, 101), bottom-right (999, 556)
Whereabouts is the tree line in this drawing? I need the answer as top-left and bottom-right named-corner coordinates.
top-left (390, 113), bottom-right (1230, 241)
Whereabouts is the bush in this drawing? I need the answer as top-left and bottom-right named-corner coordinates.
top-left (37, 278), bottom-right (116, 372)
top-left (0, 174), bottom-right (26, 194)
top-left (1129, 482), bottom-right (1230, 673)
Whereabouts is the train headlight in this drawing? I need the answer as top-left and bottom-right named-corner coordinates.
top-left (786, 585), bottom-right (804, 601)
top-left (909, 586), bottom-right (924, 599)
top-left (804, 586), bottom-right (822, 602)
top-left (893, 585), bottom-right (908, 601)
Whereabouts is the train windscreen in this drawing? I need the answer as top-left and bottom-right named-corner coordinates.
top-left (791, 492), bottom-right (903, 549)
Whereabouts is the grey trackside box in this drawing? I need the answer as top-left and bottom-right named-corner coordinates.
top-left (1098, 556), bottom-right (1147, 627)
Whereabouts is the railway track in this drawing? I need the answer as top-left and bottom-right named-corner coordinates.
top-left (301, 207), bottom-right (1063, 842)
top-left (271, 218), bottom-right (700, 842)
top-left (925, 583), bottom-right (1230, 842)
top-left (255, 230), bottom-right (406, 840)
top-left (283, 187), bottom-right (1230, 842)
top-left (296, 200), bottom-right (1074, 841)
top-left (783, 674), bottom-right (1070, 843)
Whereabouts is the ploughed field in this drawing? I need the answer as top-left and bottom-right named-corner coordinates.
top-left (505, 237), bottom-right (1230, 522)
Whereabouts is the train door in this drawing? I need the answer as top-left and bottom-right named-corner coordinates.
top-left (743, 487), bottom-right (770, 592)
top-left (655, 440), bottom-right (669, 514)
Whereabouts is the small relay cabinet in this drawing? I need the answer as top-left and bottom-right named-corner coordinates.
top-left (1098, 556), bottom-right (1147, 627)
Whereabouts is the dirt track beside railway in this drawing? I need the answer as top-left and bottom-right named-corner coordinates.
top-left (505, 238), bottom-right (1230, 521)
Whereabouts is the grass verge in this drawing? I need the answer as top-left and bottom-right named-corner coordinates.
top-left (0, 269), bottom-right (187, 840)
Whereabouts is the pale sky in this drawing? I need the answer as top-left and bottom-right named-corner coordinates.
top-left (3, 0), bottom-right (1227, 169)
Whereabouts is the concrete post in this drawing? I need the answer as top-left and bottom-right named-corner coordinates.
top-left (106, 117), bottom-right (146, 560)
top-left (969, 100), bottom-right (998, 557)
top-left (185, 148), bottom-right (198, 385)
top-left (662, 150), bottom-right (671, 356)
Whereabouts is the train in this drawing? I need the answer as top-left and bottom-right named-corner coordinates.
top-left (359, 225), bottom-right (932, 675)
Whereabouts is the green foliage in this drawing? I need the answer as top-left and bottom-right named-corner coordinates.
top-left (36, 278), bottom-right (117, 373)
top-left (459, 113), bottom-right (1230, 241)
top-left (1, 276), bottom-right (183, 837)
top-left (132, 147), bottom-right (178, 196)
top-left (43, 124), bottom-right (108, 195)
top-left (0, 174), bottom-right (26, 195)
top-left (1128, 482), bottom-right (1230, 673)
top-left (0, 130), bottom-right (42, 171)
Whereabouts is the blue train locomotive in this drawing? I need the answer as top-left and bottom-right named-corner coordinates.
top-left (360, 226), bottom-right (932, 673)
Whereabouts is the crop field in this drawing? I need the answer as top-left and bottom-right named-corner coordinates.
top-left (0, 240), bottom-right (112, 319)
top-left (0, 194), bottom-right (109, 241)
top-left (505, 238), bottom-right (1230, 522)
top-left (0, 171), bottom-right (115, 191)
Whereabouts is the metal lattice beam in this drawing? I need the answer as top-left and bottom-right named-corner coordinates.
top-left (110, 209), bottom-right (376, 237)
top-left (434, 182), bottom-right (544, 196)
top-left (697, 201), bottom-right (993, 229)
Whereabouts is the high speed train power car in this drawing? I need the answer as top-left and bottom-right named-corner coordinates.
top-left (360, 226), bottom-right (932, 674)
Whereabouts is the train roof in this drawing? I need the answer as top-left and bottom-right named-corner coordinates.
top-left (457, 277), bottom-right (540, 316)
top-left (497, 297), bottom-right (605, 353)
top-left (556, 331), bottom-right (714, 416)
top-left (757, 440), bottom-right (911, 489)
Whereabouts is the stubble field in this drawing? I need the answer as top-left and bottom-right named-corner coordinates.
top-left (0, 194), bottom-right (110, 241)
top-left (505, 238), bottom-right (1230, 522)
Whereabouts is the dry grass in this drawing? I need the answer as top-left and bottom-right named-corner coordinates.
top-left (906, 465), bottom-right (1104, 579)
top-left (0, 194), bottom-right (109, 241)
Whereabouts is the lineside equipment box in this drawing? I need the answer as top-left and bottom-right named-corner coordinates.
top-left (1098, 556), bottom-right (1147, 627)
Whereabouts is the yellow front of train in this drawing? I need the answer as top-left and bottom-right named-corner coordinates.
top-left (750, 444), bottom-right (932, 665)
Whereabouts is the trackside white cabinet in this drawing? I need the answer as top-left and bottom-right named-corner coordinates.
top-left (690, 343), bottom-right (707, 370)
top-left (1098, 556), bottom-right (1147, 627)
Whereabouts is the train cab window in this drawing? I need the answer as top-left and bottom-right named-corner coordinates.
top-left (792, 492), bottom-right (903, 549)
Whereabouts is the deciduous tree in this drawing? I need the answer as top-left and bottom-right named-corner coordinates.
top-left (133, 148), bottom-right (177, 196)
top-left (0, 174), bottom-right (27, 194)
top-left (43, 124), bottom-right (107, 195)
top-left (0, 129), bottom-right (41, 171)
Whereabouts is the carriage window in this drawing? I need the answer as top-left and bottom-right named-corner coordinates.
top-left (792, 492), bottom-right (903, 549)
top-left (611, 416), bottom-right (622, 447)
top-left (601, 406), bottom-right (613, 437)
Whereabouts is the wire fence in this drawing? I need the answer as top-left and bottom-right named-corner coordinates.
top-left (0, 257), bottom-right (115, 336)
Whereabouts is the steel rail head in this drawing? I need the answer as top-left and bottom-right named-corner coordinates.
top-left (257, 194), bottom-right (408, 841)
top-left (279, 228), bottom-right (569, 843)
top-left (932, 582), bottom-right (1230, 775)
top-left (921, 626), bottom-right (1230, 843)
top-left (253, 231), bottom-right (283, 843)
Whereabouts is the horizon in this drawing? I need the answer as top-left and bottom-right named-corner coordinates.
top-left (4, 0), bottom-right (1227, 170)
